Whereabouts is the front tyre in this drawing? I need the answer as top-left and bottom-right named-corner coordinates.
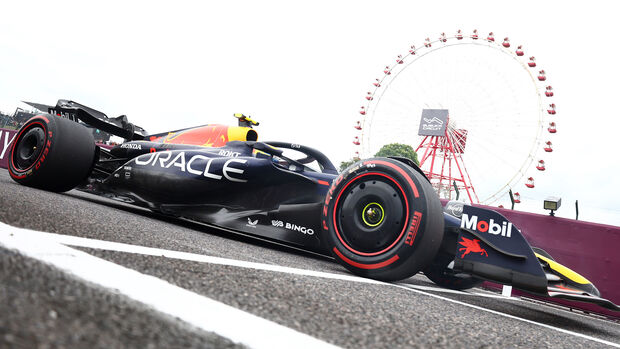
top-left (322, 158), bottom-right (444, 281)
top-left (9, 115), bottom-right (96, 192)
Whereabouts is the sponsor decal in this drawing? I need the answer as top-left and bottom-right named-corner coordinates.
top-left (347, 164), bottom-right (362, 174)
top-left (120, 143), bottom-right (142, 150)
top-left (322, 174), bottom-right (344, 218)
top-left (445, 201), bottom-right (464, 218)
top-left (423, 117), bottom-right (444, 125)
top-left (418, 109), bottom-right (448, 136)
top-left (123, 165), bottom-right (132, 179)
top-left (246, 217), bottom-right (258, 228)
top-left (164, 124), bottom-right (229, 147)
top-left (134, 151), bottom-right (247, 182)
top-left (460, 213), bottom-right (513, 238)
top-left (458, 237), bottom-right (488, 258)
top-left (33, 130), bottom-right (52, 171)
top-left (271, 220), bottom-right (314, 235)
top-left (405, 211), bottom-right (423, 246)
top-left (286, 222), bottom-right (314, 235)
top-left (421, 120), bottom-right (443, 132)
top-left (217, 150), bottom-right (240, 157)
top-left (0, 129), bottom-right (17, 163)
top-left (49, 110), bottom-right (78, 121)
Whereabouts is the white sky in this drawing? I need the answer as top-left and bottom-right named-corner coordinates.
top-left (1, 0), bottom-right (619, 226)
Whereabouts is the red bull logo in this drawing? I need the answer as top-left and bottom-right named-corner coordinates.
top-left (164, 125), bottom-right (230, 147)
top-left (460, 214), bottom-right (513, 238)
top-left (151, 124), bottom-right (256, 148)
top-left (458, 237), bottom-right (488, 258)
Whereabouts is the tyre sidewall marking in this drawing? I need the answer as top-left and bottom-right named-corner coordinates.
top-left (9, 116), bottom-right (52, 179)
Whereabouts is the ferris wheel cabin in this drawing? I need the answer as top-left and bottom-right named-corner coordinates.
top-left (353, 29), bottom-right (558, 206)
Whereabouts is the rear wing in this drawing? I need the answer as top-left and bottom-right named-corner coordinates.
top-left (23, 100), bottom-right (147, 141)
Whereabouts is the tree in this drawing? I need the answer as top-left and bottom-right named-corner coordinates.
top-left (339, 143), bottom-right (419, 172)
top-left (339, 159), bottom-right (357, 172)
top-left (374, 143), bottom-right (419, 166)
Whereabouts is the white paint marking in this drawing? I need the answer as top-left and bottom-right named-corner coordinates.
top-left (401, 284), bottom-right (522, 300)
top-left (2, 222), bottom-right (619, 348)
top-left (0, 223), bottom-right (340, 349)
top-left (502, 285), bottom-right (513, 297)
top-left (400, 284), bottom-right (470, 295)
top-left (13, 226), bottom-right (382, 285)
top-left (391, 283), bottom-right (620, 348)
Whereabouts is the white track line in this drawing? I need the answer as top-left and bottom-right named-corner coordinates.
top-left (2, 222), bottom-right (620, 348)
top-left (391, 283), bottom-right (620, 348)
top-left (400, 284), bottom-right (523, 300)
top-left (0, 223), bottom-right (340, 349)
top-left (15, 226), bottom-right (384, 285)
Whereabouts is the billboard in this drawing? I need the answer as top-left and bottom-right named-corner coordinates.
top-left (418, 109), bottom-right (448, 136)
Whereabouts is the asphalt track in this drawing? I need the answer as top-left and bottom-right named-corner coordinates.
top-left (1, 168), bottom-right (620, 348)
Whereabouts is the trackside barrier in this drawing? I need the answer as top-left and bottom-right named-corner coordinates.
top-left (470, 202), bottom-right (620, 319)
top-left (0, 128), bottom-right (17, 169)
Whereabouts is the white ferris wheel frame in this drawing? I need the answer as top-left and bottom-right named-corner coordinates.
top-left (358, 32), bottom-right (551, 204)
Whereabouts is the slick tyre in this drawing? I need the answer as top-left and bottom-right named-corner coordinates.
top-left (323, 158), bottom-right (444, 281)
top-left (423, 252), bottom-right (483, 290)
top-left (9, 115), bottom-right (96, 192)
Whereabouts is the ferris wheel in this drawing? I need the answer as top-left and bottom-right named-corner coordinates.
top-left (354, 30), bottom-right (557, 205)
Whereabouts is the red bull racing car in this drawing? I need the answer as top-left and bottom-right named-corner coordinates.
top-left (8, 99), bottom-right (620, 311)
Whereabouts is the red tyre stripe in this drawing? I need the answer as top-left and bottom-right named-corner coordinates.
top-left (363, 160), bottom-right (419, 198)
top-left (9, 172), bottom-right (26, 179)
top-left (9, 120), bottom-right (48, 173)
top-left (333, 247), bottom-right (400, 269)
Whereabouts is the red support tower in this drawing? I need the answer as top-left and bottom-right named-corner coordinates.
top-left (415, 109), bottom-right (479, 203)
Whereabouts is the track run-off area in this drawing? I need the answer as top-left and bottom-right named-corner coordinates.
top-left (1, 169), bottom-right (619, 349)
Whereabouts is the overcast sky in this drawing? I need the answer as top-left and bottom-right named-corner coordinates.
top-left (1, 1), bottom-right (619, 226)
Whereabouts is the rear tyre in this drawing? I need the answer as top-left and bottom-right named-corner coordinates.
top-left (423, 252), bottom-right (483, 290)
top-left (9, 115), bottom-right (96, 192)
top-left (322, 158), bottom-right (444, 281)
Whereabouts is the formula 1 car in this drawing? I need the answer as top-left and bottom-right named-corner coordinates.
top-left (8, 99), bottom-right (619, 311)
